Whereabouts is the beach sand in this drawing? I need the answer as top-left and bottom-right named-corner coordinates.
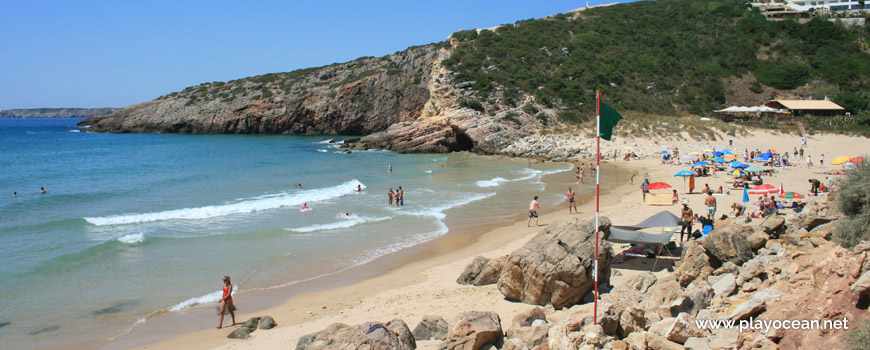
top-left (130, 130), bottom-right (868, 350)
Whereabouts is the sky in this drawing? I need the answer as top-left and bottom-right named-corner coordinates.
top-left (0, 1), bottom-right (629, 110)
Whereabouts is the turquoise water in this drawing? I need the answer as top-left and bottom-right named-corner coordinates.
top-left (0, 118), bottom-right (606, 348)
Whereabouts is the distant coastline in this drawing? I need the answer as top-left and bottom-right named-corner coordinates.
top-left (0, 107), bottom-right (120, 119)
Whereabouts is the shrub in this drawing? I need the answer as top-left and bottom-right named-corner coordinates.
top-left (261, 88), bottom-right (273, 99)
top-left (459, 99), bottom-right (485, 112)
top-left (522, 104), bottom-right (539, 115)
top-left (753, 60), bottom-right (810, 90)
top-left (843, 320), bottom-right (870, 350)
top-left (536, 112), bottom-right (548, 126)
top-left (833, 161), bottom-right (870, 248)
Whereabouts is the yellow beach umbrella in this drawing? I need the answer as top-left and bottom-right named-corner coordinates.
top-left (688, 152), bottom-right (700, 155)
top-left (703, 149), bottom-right (714, 153)
top-left (832, 156), bottom-right (852, 165)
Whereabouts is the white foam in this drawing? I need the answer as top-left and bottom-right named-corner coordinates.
top-left (69, 129), bottom-right (81, 133)
top-left (316, 149), bottom-right (328, 153)
top-left (429, 157), bottom-right (448, 162)
top-left (425, 170), bottom-right (433, 174)
top-left (169, 285), bottom-right (237, 312)
top-left (402, 192), bottom-right (496, 220)
top-left (85, 180), bottom-right (367, 226)
top-left (476, 177), bottom-right (509, 188)
top-left (287, 216), bottom-right (390, 233)
top-left (117, 232), bottom-right (144, 244)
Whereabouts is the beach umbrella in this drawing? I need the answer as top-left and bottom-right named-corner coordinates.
top-left (723, 154), bottom-right (737, 160)
top-left (779, 191), bottom-right (803, 199)
top-left (723, 150), bottom-right (734, 155)
top-left (748, 184), bottom-right (779, 194)
top-left (624, 146), bottom-right (633, 150)
top-left (759, 152), bottom-right (773, 159)
top-left (693, 161), bottom-right (710, 166)
top-left (713, 151), bottom-right (724, 156)
top-left (703, 149), bottom-right (714, 153)
top-left (674, 170), bottom-right (694, 191)
top-left (832, 156), bottom-right (852, 165)
top-left (712, 157), bottom-right (726, 163)
top-left (743, 186), bottom-right (749, 203)
top-left (728, 161), bottom-right (742, 167)
top-left (844, 162), bottom-right (857, 169)
top-left (730, 169), bottom-right (746, 177)
top-left (646, 182), bottom-right (672, 190)
top-left (745, 166), bottom-right (763, 172)
top-left (660, 150), bottom-right (670, 154)
top-left (688, 152), bottom-right (700, 155)
top-left (851, 156), bottom-right (864, 164)
top-left (680, 155), bottom-right (695, 160)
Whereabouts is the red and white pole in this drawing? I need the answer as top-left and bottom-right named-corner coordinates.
top-left (593, 89), bottom-right (601, 324)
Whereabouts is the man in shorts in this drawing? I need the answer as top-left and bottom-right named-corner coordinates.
top-left (704, 191), bottom-right (717, 220)
top-left (567, 187), bottom-right (577, 214)
top-left (528, 196), bottom-right (542, 227)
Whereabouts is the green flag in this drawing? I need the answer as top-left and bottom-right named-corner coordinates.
top-left (599, 102), bottom-right (623, 141)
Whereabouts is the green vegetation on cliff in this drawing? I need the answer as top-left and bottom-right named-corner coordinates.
top-left (442, 0), bottom-right (870, 119)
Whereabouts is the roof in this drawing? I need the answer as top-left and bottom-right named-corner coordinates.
top-left (771, 100), bottom-right (845, 111)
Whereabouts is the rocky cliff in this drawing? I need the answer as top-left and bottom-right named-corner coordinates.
top-left (78, 42), bottom-right (549, 154)
top-left (1, 108), bottom-right (120, 118)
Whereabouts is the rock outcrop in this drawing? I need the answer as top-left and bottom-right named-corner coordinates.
top-left (457, 256), bottom-right (506, 286)
top-left (413, 315), bottom-right (449, 341)
top-left (0, 108), bottom-right (120, 119)
top-left (296, 319), bottom-right (416, 350)
top-left (497, 217), bottom-right (613, 309)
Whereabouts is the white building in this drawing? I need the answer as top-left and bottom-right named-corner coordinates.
top-left (786, 0), bottom-right (866, 12)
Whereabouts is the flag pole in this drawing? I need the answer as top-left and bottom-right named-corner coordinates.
top-left (593, 89), bottom-right (600, 325)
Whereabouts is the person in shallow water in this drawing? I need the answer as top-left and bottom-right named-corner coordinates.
top-left (217, 276), bottom-right (236, 329)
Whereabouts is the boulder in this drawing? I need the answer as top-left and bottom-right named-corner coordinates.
top-left (442, 311), bottom-right (503, 350)
top-left (664, 313), bottom-right (701, 344)
top-left (799, 216), bottom-right (834, 232)
top-left (748, 231), bottom-right (769, 250)
top-left (626, 272), bottom-right (657, 293)
top-left (699, 225), bottom-right (753, 267)
top-left (501, 338), bottom-right (527, 350)
top-left (646, 334), bottom-right (684, 350)
top-left (497, 217), bottom-right (613, 309)
top-left (682, 280), bottom-right (713, 316)
top-left (728, 298), bottom-right (765, 321)
top-left (641, 278), bottom-right (684, 311)
top-left (413, 315), bottom-right (449, 341)
top-left (674, 241), bottom-right (713, 287)
top-left (760, 216), bottom-right (785, 235)
top-left (243, 317), bottom-right (261, 330)
top-left (227, 327), bottom-right (252, 339)
top-left (852, 270), bottom-right (870, 295)
top-left (511, 307), bottom-right (547, 330)
top-left (617, 307), bottom-right (645, 338)
top-left (258, 316), bottom-right (277, 330)
top-left (683, 337), bottom-right (712, 350)
top-left (295, 319), bottom-right (416, 350)
top-left (458, 256), bottom-right (506, 286)
top-left (711, 273), bottom-right (737, 298)
top-left (624, 332), bottom-right (648, 350)
top-left (506, 325), bottom-right (549, 349)
top-left (736, 260), bottom-right (765, 286)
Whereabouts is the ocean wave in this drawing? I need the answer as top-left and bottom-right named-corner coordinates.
top-left (168, 285), bottom-right (237, 312)
top-left (476, 177), bottom-right (509, 188)
top-left (83, 180), bottom-right (366, 226)
top-left (287, 216), bottom-right (390, 233)
top-left (429, 157), bottom-right (448, 162)
top-left (316, 149), bottom-right (328, 153)
top-left (401, 192), bottom-right (496, 220)
top-left (117, 232), bottom-right (145, 244)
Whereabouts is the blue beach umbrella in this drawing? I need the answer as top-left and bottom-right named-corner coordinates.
top-left (759, 152), bottom-right (773, 159)
top-left (660, 150), bottom-right (670, 154)
top-left (730, 169), bottom-right (747, 177)
top-left (713, 151), bottom-right (724, 156)
top-left (693, 161), bottom-right (710, 166)
top-left (730, 162), bottom-right (748, 168)
top-left (743, 186), bottom-right (749, 203)
top-left (712, 157), bottom-right (726, 163)
top-left (723, 150), bottom-right (734, 155)
top-left (674, 170), bottom-right (695, 191)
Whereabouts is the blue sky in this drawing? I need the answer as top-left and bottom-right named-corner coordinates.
top-left (0, 1), bottom-right (628, 110)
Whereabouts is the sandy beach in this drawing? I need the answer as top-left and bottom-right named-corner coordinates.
top-left (130, 130), bottom-right (869, 350)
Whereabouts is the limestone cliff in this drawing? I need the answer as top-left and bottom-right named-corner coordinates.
top-left (1, 108), bottom-right (120, 118)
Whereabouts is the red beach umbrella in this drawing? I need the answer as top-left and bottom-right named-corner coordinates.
top-left (748, 184), bottom-right (779, 195)
top-left (646, 182), bottom-right (672, 190)
top-left (851, 156), bottom-right (864, 164)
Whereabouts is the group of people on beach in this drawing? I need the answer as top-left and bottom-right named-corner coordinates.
top-left (387, 186), bottom-right (404, 206)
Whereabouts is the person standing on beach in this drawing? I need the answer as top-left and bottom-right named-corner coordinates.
top-left (528, 196), bottom-right (542, 227)
top-left (704, 191), bottom-right (717, 220)
top-left (630, 174), bottom-right (635, 185)
top-left (689, 175), bottom-right (695, 194)
top-left (567, 187), bottom-right (577, 214)
top-left (217, 276), bottom-right (236, 329)
top-left (388, 187), bottom-right (394, 205)
top-left (680, 204), bottom-right (693, 242)
top-left (397, 186), bottom-right (404, 206)
top-left (641, 178), bottom-right (649, 201)
top-left (819, 154), bottom-right (824, 168)
top-left (806, 155), bottom-right (812, 167)
top-left (579, 166), bottom-right (585, 184)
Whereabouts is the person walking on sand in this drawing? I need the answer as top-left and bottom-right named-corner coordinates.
top-left (528, 196), bottom-right (542, 227)
top-left (819, 154), bottom-right (824, 168)
top-left (689, 175), bottom-right (695, 194)
top-left (704, 191), bottom-right (717, 220)
top-left (630, 174), bottom-right (635, 185)
top-left (388, 187), bottom-right (394, 206)
top-left (579, 166), bottom-right (585, 184)
top-left (641, 178), bottom-right (650, 201)
top-left (217, 276), bottom-right (236, 329)
top-left (567, 187), bottom-right (577, 214)
top-left (806, 155), bottom-right (812, 167)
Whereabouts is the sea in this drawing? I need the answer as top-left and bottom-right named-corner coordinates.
top-left (0, 118), bottom-right (625, 349)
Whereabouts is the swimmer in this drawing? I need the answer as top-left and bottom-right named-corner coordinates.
top-left (297, 184), bottom-right (303, 189)
top-left (357, 184), bottom-right (362, 192)
top-left (13, 192), bottom-right (17, 197)
top-left (40, 187), bottom-right (46, 194)
top-left (300, 203), bottom-right (310, 210)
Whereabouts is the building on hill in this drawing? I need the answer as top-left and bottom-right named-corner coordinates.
top-left (752, 1), bottom-right (867, 19)
top-left (763, 99), bottom-right (846, 117)
top-left (787, 0), bottom-right (867, 12)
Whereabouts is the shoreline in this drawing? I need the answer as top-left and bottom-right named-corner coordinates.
top-left (113, 130), bottom-right (867, 349)
top-left (109, 162), bottom-right (632, 349)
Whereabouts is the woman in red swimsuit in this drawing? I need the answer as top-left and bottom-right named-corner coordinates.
top-left (217, 275), bottom-right (236, 329)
